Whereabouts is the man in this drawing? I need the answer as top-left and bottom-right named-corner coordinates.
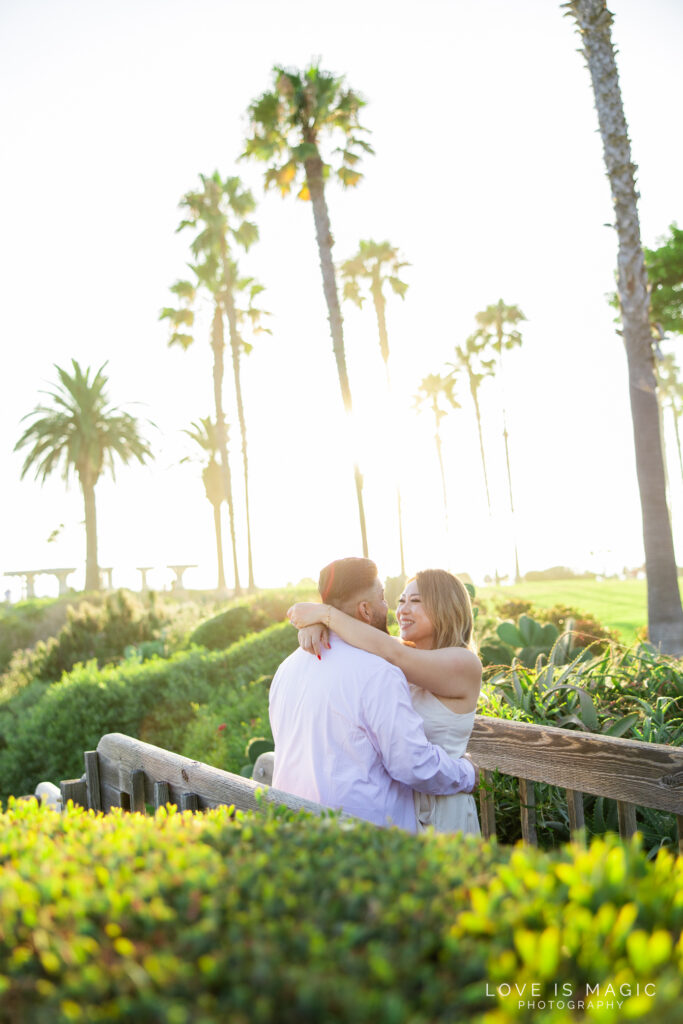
top-left (269, 557), bottom-right (478, 831)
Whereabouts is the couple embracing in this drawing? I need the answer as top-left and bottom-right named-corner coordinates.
top-left (269, 557), bottom-right (482, 834)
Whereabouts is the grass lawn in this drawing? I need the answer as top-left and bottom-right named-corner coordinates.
top-left (477, 578), bottom-right (682, 647)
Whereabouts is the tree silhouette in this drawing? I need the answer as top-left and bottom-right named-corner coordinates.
top-left (161, 261), bottom-right (241, 594)
top-left (566, 0), bottom-right (683, 653)
top-left (244, 62), bottom-right (373, 556)
top-left (449, 330), bottom-right (496, 515)
top-left (183, 417), bottom-right (228, 593)
top-left (475, 299), bottom-right (526, 582)
top-left (655, 350), bottom-right (683, 483)
top-left (15, 361), bottom-right (152, 591)
top-left (414, 373), bottom-right (460, 533)
top-left (162, 171), bottom-right (265, 593)
top-left (339, 239), bottom-right (409, 573)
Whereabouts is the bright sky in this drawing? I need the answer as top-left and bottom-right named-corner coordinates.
top-left (2, 0), bottom-right (682, 598)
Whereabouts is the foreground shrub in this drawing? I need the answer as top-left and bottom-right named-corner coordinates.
top-left (0, 800), bottom-right (680, 1023)
top-left (0, 623), bottom-right (298, 800)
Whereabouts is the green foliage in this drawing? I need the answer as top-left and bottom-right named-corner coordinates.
top-left (0, 597), bottom-right (83, 674)
top-left (0, 591), bottom-right (166, 705)
top-left (238, 733), bottom-right (275, 778)
top-left (0, 802), bottom-right (680, 1022)
top-left (189, 586), bottom-right (316, 650)
top-left (478, 578), bottom-right (663, 647)
top-left (523, 565), bottom-right (597, 581)
top-left (643, 222), bottom-right (683, 334)
top-left (479, 643), bottom-right (683, 850)
top-left (0, 623), bottom-right (298, 801)
top-left (244, 62), bottom-right (373, 199)
top-left (478, 596), bottom-right (622, 667)
top-left (492, 614), bottom-right (560, 667)
top-left (191, 603), bottom-right (256, 650)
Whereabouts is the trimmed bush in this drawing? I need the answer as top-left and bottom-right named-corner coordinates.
top-left (189, 586), bottom-right (317, 651)
top-left (0, 801), bottom-right (680, 1022)
top-left (0, 623), bottom-right (298, 801)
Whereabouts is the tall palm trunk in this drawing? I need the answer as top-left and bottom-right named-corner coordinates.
top-left (431, 398), bottom-right (449, 532)
top-left (222, 267), bottom-right (255, 592)
top-left (468, 374), bottom-right (492, 515)
top-left (212, 501), bottom-right (227, 592)
top-left (80, 470), bottom-right (99, 591)
top-left (568, 0), bottom-right (683, 653)
top-left (304, 147), bottom-right (368, 557)
top-left (370, 281), bottom-right (405, 575)
top-left (656, 388), bottom-right (672, 511)
top-left (672, 405), bottom-right (683, 480)
top-left (211, 303), bottom-right (241, 595)
top-left (495, 333), bottom-right (521, 582)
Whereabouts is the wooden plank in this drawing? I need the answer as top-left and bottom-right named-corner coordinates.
top-left (60, 776), bottom-right (87, 808)
top-left (130, 770), bottom-right (146, 814)
top-left (84, 751), bottom-right (102, 812)
top-left (154, 781), bottom-right (171, 809)
top-left (96, 733), bottom-right (360, 822)
top-left (617, 800), bottom-right (638, 840)
top-left (180, 792), bottom-right (198, 812)
top-left (468, 715), bottom-right (683, 814)
top-left (519, 778), bottom-right (537, 846)
top-left (677, 816), bottom-right (683, 858)
top-left (117, 767), bottom-right (131, 811)
top-left (479, 769), bottom-right (496, 840)
top-left (566, 789), bottom-right (585, 837)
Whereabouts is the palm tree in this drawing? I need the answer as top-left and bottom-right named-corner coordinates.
top-left (448, 331), bottom-right (496, 515)
top-left (161, 260), bottom-right (242, 595)
top-left (339, 239), bottom-right (409, 573)
top-left (414, 374), bottom-right (460, 533)
top-left (244, 62), bottom-right (374, 556)
top-left (14, 361), bottom-right (152, 591)
top-left (177, 172), bottom-right (261, 592)
top-left (566, 0), bottom-right (683, 654)
top-left (475, 299), bottom-right (526, 582)
top-left (656, 350), bottom-right (683, 483)
top-left (183, 417), bottom-right (228, 593)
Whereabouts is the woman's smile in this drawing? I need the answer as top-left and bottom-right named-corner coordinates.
top-left (397, 579), bottom-right (435, 649)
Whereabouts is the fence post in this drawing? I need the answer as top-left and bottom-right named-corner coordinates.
top-left (84, 751), bottom-right (102, 812)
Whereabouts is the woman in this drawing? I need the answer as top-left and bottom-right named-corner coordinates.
top-left (287, 569), bottom-right (482, 835)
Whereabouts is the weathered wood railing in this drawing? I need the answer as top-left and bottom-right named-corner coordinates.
top-left (466, 716), bottom-right (683, 850)
top-left (60, 732), bottom-right (356, 822)
top-left (60, 715), bottom-right (683, 852)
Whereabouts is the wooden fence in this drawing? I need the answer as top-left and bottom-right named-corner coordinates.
top-left (60, 714), bottom-right (683, 852)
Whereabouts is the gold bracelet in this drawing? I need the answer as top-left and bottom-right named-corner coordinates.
top-left (324, 605), bottom-right (332, 629)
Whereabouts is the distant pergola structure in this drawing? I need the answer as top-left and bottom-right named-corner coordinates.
top-left (4, 564), bottom-right (201, 599)
top-left (5, 568), bottom-right (77, 598)
top-left (167, 564), bottom-right (198, 591)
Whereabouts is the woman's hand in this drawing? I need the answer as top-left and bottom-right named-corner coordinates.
top-left (287, 602), bottom-right (329, 629)
top-left (298, 624), bottom-right (330, 658)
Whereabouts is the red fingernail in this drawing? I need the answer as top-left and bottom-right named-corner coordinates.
top-left (317, 654), bottom-right (321, 660)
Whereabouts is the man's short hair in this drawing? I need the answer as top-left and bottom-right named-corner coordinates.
top-left (318, 557), bottom-right (378, 609)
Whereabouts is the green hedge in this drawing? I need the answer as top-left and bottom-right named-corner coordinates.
top-left (0, 800), bottom-right (680, 1023)
top-left (0, 623), bottom-right (298, 801)
top-left (189, 586), bottom-right (317, 651)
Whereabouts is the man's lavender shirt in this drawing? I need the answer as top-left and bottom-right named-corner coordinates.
top-left (269, 633), bottom-right (476, 832)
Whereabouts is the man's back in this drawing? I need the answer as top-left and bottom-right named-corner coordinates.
top-left (270, 631), bottom-right (477, 830)
top-left (270, 634), bottom-right (418, 829)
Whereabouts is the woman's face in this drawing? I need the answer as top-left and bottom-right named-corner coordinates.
top-left (396, 579), bottom-right (435, 649)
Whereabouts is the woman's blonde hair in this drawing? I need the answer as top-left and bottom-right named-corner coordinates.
top-left (412, 569), bottom-right (475, 651)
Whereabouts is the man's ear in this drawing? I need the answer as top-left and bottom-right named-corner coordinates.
top-left (357, 601), bottom-right (373, 624)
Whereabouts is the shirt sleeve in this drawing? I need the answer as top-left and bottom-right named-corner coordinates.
top-left (361, 665), bottom-right (476, 795)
